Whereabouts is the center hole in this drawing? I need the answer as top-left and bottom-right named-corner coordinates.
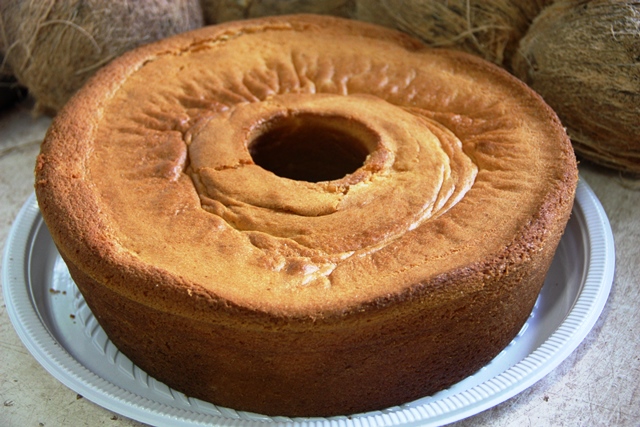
top-left (249, 114), bottom-right (372, 183)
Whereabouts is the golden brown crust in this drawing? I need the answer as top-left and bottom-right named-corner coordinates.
top-left (35, 14), bottom-right (578, 416)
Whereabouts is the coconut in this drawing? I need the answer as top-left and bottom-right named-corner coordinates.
top-left (354, 0), bottom-right (552, 67)
top-left (201, 0), bottom-right (355, 24)
top-left (512, 0), bottom-right (640, 174)
top-left (0, 0), bottom-right (204, 115)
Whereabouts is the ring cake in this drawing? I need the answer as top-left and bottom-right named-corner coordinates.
top-left (35, 14), bottom-right (578, 417)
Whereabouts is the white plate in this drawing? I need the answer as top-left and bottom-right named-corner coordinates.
top-left (3, 177), bottom-right (614, 427)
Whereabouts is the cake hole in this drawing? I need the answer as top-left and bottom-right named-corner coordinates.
top-left (249, 114), bottom-right (373, 183)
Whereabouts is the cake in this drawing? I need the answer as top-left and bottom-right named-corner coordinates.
top-left (34, 14), bottom-right (578, 417)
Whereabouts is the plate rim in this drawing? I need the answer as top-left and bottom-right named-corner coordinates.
top-left (2, 177), bottom-right (615, 427)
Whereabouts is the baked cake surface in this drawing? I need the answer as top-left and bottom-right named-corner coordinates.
top-left (35, 14), bottom-right (578, 416)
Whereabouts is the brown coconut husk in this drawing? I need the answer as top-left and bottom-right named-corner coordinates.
top-left (512, 0), bottom-right (640, 175)
top-left (201, 0), bottom-right (355, 24)
top-left (0, 0), bottom-right (204, 115)
top-left (354, 0), bottom-right (552, 67)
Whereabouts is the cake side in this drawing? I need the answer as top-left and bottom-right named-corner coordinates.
top-left (60, 199), bottom-right (568, 416)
